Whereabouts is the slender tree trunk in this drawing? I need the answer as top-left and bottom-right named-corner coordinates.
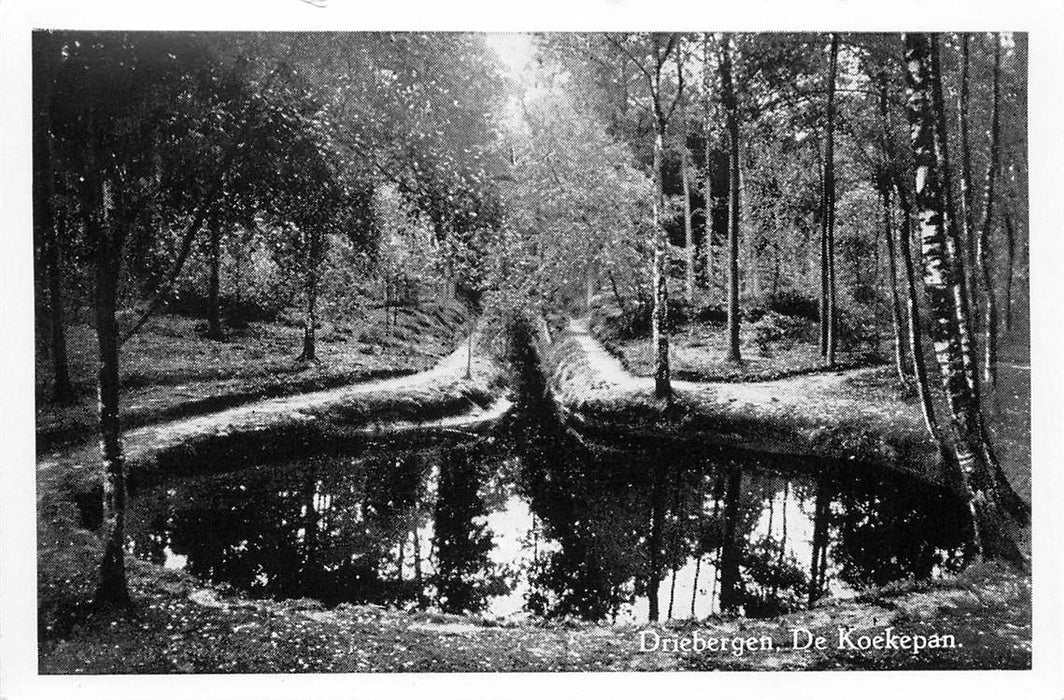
top-left (302, 286), bottom-right (317, 361)
top-left (1003, 207), bottom-right (1016, 334)
top-left (766, 488), bottom-right (775, 538)
top-left (465, 315), bottom-right (475, 379)
top-left (808, 478), bottom-right (830, 606)
top-left (207, 215), bottom-right (223, 340)
top-left (930, 38), bottom-right (980, 404)
top-left (585, 265), bottom-right (595, 312)
top-left (701, 34), bottom-right (715, 295)
top-left (413, 518), bottom-right (425, 607)
top-left (667, 472), bottom-right (683, 620)
top-left (300, 233), bottom-right (318, 362)
top-left (957, 36), bottom-right (978, 342)
top-left (34, 31), bottom-right (73, 402)
top-left (300, 467), bottom-right (318, 587)
top-left (875, 69), bottom-right (911, 383)
top-left (48, 213), bottom-right (74, 402)
top-left (903, 33), bottom-right (1028, 566)
top-left (958, 33), bottom-right (981, 337)
top-left (718, 466), bottom-right (743, 612)
top-left (36, 130), bottom-right (74, 402)
top-left (702, 35), bottom-right (715, 295)
top-left (411, 473), bottom-right (426, 607)
top-left (895, 179), bottom-right (940, 438)
top-left (707, 474), bottom-right (723, 613)
top-left (720, 34), bottom-right (742, 363)
top-left (89, 174), bottom-right (130, 609)
top-left (647, 461), bottom-right (666, 621)
top-left (772, 481), bottom-right (789, 598)
top-left (775, 245), bottom-right (785, 292)
top-left (673, 42), bottom-right (695, 307)
top-left (820, 34), bottom-right (839, 365)
top-left (690, 553), bottom-right (702, 618)
top-left (881, 186), bottom-right (909, 384)
top-left (651, 116), bottom-right (672, 400)
top-left (682, 146), bottom-right (696, 305)
top-left (689, 474), bottom-right (708, 617)
top-left (873, 213), bottom-right (884, 356)
top-left (667, 566), bottom-right (678, 620)
top-left (977, 34), bottom-right (1003, 387)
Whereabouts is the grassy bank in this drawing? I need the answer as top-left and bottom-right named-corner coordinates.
top-left (589, 295), bottom-right (881, 383)
top-left (586, 297), bottom-right (1031, 503)
top-left (545, 319), bottom-right (945, 484)
top-left (36, 301), bottom-right (471, 452)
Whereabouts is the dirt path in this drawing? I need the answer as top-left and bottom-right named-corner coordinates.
top-left (547, 318), bottom-right (943, 481)
top-left (38, 333), bottom-right (509, 490)
top-left (567, 317), bottom-right (871, 398)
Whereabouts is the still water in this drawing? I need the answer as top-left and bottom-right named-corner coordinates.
top-left (123, 415), bottom-right (972, 622)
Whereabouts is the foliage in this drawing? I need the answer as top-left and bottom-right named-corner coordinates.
top-left (765, 289), bottom-right (820, 321)
top-left (487, 92), bottom-right (652, 322)
top-left (751, 311), bottom-right (812, 354)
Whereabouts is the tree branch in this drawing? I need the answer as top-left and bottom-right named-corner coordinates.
top-left (119, 67), bottom-right (281, 345)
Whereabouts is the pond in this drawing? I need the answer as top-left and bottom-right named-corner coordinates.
top-left (121, 407), bottom-right (973, 623)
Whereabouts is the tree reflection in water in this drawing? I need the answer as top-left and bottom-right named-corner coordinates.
top-left (125, 385), bottom-right (971, 622)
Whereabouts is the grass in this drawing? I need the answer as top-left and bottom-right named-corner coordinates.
top-left (592, 316), bottom-right (881, 383)
top-left (36, 301), bottom-right (471, 452)
top-left (544, 320), bottom-right (943, 483)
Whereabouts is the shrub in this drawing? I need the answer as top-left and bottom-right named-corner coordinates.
top-left (693, 302), bottom-right (728, 326)
top-left (752, 311), bottom-right (810, 354)
top-left (765, 289), bottom-right (820, 321)
top-left (836, 307), bottom-right (880, 354)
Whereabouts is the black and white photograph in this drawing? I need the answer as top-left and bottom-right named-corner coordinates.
top-left (2, 0), bottom-right (1062, 697)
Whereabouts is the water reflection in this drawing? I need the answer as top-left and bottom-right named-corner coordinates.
top-left (518, 443), bottom-right (971, 622)
top-left (125, 425), bottom-right (971, 623)
top-left (126, 440), bottom-right (519, 613)
top-left (122, 335), bottom-right (972, 622)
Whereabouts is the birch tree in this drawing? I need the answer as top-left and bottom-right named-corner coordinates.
top-left (902, 32), bottom-right (1028, 566)
top-left (976, 33), bottom-right (1003, 386)
top-left (604, 32), bottom-right (686, 399)
top-left (719, 33), bottom-right (742, 363)
top-left (819, 34), bottom-right (839, 365)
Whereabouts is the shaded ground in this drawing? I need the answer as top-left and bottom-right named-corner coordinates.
top-left (582, 315), bottom-right (1031, 504)
top-left (37, 328), bottom-right (507, 497)
top-left (35, 301), bottom-right (470, 451)
top-left (37, 541), bottom-right (1029, 672)
top-left (545, 319), bottom-right (944, 483)
top-left (598, 321), bottom-right (878, 383)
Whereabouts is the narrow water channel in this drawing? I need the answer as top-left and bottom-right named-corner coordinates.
top-left (119, 333), bottom-right (972, 623)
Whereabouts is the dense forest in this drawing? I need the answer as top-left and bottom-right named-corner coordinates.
top-left (32, 31), bottom-right (1030, 671)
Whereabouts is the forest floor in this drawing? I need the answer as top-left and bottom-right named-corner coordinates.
top-left (36, 323), bottom-right (508, 500)
top-left (595, 319), bottom-right (878, 383)
top-left (546, 318), bottom-right (945, 483)
top-left (578, 316), bottom-right (1031, 502)
top-left (35, 300), bottom-right (471, 452)
top-left (37, 547), bottom-right (1029, 672)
